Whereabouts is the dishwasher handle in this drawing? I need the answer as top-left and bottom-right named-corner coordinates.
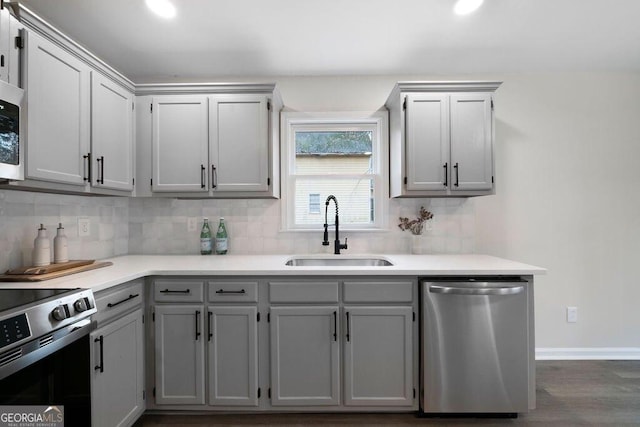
top-left (428, 284), bottom-right (524, 296)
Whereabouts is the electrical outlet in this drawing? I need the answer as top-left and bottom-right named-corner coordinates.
top-left (187, 217), bottom-right (198, 232)
top-left (78, 217), bottom-right (90, 237)
top-left (567, 306), bottom-right (578, 323)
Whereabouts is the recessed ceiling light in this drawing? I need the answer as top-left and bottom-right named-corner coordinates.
top-left (454, 0), bottom-right (484, 15)
top-left (146, 0), bottom-right (177, 19)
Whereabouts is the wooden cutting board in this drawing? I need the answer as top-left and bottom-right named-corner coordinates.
top-left (0, 261), bottom-right (113, 282)
top-left (5, 260), bottom-right (96, 275)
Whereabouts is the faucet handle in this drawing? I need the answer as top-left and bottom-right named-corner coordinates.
top-left (342, 238), bottom-right (348, 250)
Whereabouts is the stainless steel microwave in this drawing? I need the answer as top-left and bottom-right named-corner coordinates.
top-left (0, 80), bottom-right (24, 181)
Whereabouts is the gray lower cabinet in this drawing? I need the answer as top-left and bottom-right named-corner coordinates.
top-left (154, 305), bottom-right (205, 404)
top-left (207, 306), bottom-right (259, 406)
top-left (268, 279), bottom-right (416, 409)
top-left (91, 280), bottom-right (145, 427)
top-left (152, 279), bottom-right (259, 408)
top-left (343, 306), bottom-right (413, 406)
top-left (270, 306), bottom-right (340, 406)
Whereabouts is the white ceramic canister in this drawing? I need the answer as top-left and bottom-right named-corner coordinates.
top-left (53, 223), bottom-right (69, 264)
top-left (33, 224), bottom-right (51, 267)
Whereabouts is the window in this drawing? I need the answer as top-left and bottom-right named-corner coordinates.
top-left (281, 112), bottom-right (388, 230)
top-left (308, 193), bottom-right (321, 214)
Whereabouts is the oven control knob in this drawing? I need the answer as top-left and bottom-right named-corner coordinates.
top-left (73, 298), bottom-right (88, 313)
top-left (52, 305), bottom-right (68, 321)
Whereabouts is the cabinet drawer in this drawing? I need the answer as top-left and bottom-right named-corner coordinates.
top-left (154, 280), bottom-right (204, 302)
top-left (94, 280), bottom-right (144, 326)
top-left (208, 281), bottom-right (258, 303)
top-left (269, 281), bottom-right (339, 303)
top-left (343, 281), bottom-right (414, 303)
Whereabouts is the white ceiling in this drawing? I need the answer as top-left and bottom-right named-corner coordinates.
top-left (18, 0), bottom-right (640, 82)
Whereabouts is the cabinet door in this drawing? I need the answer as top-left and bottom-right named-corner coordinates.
top-left (270, 306), bottom-right (340, 406)
top-left (209, 95), bottom-right (269, 192)
top-left (0, 6), bottom-right (9, 83)
top-left (344, 306), bottom-right (413, 406)
top-left (151, 96), bottom-right (208, 192)
top-left (208, 306), bottom-right (258, 406)
top-left (91, 72), bottom-right (134, 191)
top-left (154, 305), bottom-right (205, 405)
top-left (8, 14), bottom-right (23, 87)
top-left (91, 310), bottom-right (145, 427)
top-left (25, 31), bottom-right (90, 185)
top-left (450, 93), bottom-right (493, 191)
top-left (405, 94), bottom-right (449, 191)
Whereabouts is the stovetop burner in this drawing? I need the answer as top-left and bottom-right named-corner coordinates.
top-left (0, 288), bottom-right (75, 313)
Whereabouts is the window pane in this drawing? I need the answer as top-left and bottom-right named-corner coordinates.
top-left (295, 131), bottom-right (373, 175)
top-left (308, 193), bottom-right (321, 214)
top-left (295, 178), bottom-right (374, 225)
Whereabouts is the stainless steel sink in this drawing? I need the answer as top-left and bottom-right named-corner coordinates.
top-left (285, 257), bottom-right (393, 267)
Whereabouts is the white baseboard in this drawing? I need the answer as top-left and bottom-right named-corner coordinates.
top-left (536, 348), bottom-right (640, 360)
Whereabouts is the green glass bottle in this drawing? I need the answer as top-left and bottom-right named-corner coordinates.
top-left (215, 217), bottom-right (228, 255)
top-left (200, 218), bottom-right (212, 255)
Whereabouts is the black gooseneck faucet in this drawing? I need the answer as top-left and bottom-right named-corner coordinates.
top-left (323, 195), bottom-right (348, 255)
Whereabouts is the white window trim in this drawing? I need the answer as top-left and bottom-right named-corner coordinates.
top-left (280, 111), bottom-right (389, 232)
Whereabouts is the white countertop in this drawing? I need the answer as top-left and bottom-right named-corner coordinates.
top-left (0, 254), bottom-right (546, 293)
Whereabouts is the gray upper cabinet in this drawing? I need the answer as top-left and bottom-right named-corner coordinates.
top-left (6, 20), bottom-right (136, 195)
top-left (91, 72), bottom-right (134, 191)
top-left (209, 95), bottom-right (269, 193)
top-left (24, 30), bottom-right (91, 186)
top-left (138, 84), bottom-right (282, 198)
top-left (386, 81), bottom-right (501, 197)
top-left (151, 95), bottom-right (209, 193)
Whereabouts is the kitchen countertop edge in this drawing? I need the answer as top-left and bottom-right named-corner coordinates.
top-left (0, 254), bottom-right (546, 292)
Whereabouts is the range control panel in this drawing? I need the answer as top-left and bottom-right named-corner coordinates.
top-left (0, 314), bottom-right (31, 350)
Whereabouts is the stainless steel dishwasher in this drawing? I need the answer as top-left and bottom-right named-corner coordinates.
top-left (420, 277), bottom-right (533, 415)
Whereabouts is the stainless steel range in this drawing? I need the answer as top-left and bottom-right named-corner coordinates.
top-left (0, 288), bottom-right (96, 425)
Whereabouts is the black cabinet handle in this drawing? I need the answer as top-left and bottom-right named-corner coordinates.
top-left (159, 289), bottom-right (190, 294)
top-left (195, 310), bottom-right (201, 341)
top-left (83, 153), bottom-right (91, 182)
top-left (208, 311), bottom-right (213, 341)
top-left (211, 165), bottom-right (217, 189)
top-left (215, 289), bottom-right (246, 295)
top-left (94, 335), bottom-right (104, 372)
top-left (443, 162), bottom-right (448, 187)
top-left (346, 312), bottom-right (351, 342)
top-left (107, 293), bottom-right (139, 308)
top-left (200, 164), bottom-right (206, 188)
top-left (454, 162), bottom-right (459, 187)
top-left (333, 311), bottom-right (337, 342)
top-left (98, 156), bottom-right (105, 184)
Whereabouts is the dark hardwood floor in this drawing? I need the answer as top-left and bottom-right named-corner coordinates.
top-left (139, 361), bottom-right (640, 426)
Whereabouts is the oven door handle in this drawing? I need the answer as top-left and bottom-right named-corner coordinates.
top-left (94, 335), bottom-right (104, 373)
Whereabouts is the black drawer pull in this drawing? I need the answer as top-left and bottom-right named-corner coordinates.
top-left (195, 310), bottom-right (201, 341)
top-left (94, 335), bottom-right (104, 373)
top-left (107, 293), bottom-right (139, 308)
top-left (208, 311), bottom-right (213, 341)
top-left (160, 289), bottom-right (191, 294)
top-left (443, 162), bottom-right (448, 187)
top-left (454, 162), bottom-right (460, 187)
top-left (346, 312), bottom-right (351, 342)
top-left (215, 289), bottom-right (246, 295)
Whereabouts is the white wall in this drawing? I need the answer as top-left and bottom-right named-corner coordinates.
top-left (474, 73), bottom-right (640, 349)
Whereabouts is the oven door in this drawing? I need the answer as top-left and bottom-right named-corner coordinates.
top-left (0, 320), bottom-right (94, 426)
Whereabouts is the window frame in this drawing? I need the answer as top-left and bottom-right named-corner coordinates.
top-left (280, 111), bottom-right (389, 231)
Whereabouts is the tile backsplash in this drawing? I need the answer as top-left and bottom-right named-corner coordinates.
top-left (0, 189), bottom-right (475, 272)
top-left (0, 190), bottom-right (129, 273)
top-left (128, 197), bottom-right (475, 256)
